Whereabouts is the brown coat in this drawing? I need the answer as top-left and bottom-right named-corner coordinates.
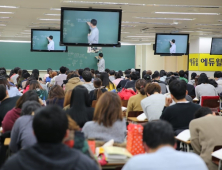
top-left (190, 116), bottom-right (222, 170)
top-left (64, 77), bottom-right (84, 93)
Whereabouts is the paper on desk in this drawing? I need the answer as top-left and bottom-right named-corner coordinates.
top-left (137, 113), bottom-right (147, 121)
top-left (212, 149), bottom-right (222, 160)
top-left (122, 107), bottom-right (127, 112)
top-left (176, 129), bottom-right (190, 142)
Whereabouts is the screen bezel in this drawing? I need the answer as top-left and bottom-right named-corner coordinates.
top-left (154, 33), bottom-right (189, 56)
top-left (210, 37), bottom-right (222, 55)
top-left (60, 7), bottom-right (122, 47)
top-left (31, 29), bottom-right (68, 52)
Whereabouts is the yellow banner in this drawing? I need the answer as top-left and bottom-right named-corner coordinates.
top-left (189, 54), bottom-right (199, 71)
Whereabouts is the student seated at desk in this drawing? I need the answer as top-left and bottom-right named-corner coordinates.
top-left (100, 72), bottom-right (116, 92)
top-left (112, 72), bottom-right (123, 87)
top-left (116, 69), bottom-right (131, 90)
top-left (190, 107), bottom-right (222, 170)
top-left (64, 73), bottom-right (84, 93)
top-left (124, 72), bottom-right (138, 92)
top-left (10, 101), bottom-right (41, 153)
top-left (1, 106), bottom-right (100, 170)
top-left (46, 85), bottom-right (64, 108)
top-left (82, 71), bottom-right (95, 93)
top-left (122, 120), bottom-right (208, 170)
top-left (82, 92), bottom-right (126, 143)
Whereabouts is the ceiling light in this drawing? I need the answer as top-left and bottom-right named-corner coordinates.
top-left (44, 13), bottom-right (61, 16)
top-left (38, 19), bottom-right (60, 21)
top-left (155, 12), bottom-right (220, 15)
top-left (123, 21), bottom-right (176, 25)
top-left (0, 40), bottom-right (31, 43)
top-left (153, 4), bottom-right (220, 8)
top-left (196, 23), bottom-right (222, 26)
top-left (0, 24), bottom-right (6, 26)
top-left (50, 8), bottom-right (61, 10)
top-left (127, 36), bottom-right (155, 38)
top-left (121, 32), bottom-right (130, 33)
top-left (21, 32), bottom-right (31, 34)
top-left (134, 17), bottom-right (195, 21)
top-left (0, 17), bottom-right (11, 19)
top-left (0, 6), bottom-right (19, 8)
top-left (121, 25), bottom-right (136, 27)
top-left (0, 12), bottom-right (14, 14)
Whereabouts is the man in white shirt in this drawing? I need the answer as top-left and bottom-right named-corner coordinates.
top-left (214, 71), bottom-right (222, 86)
top-left (55, 66), bottom-right (67, 86)
top-left (47, 35), bottom-right (54, 51)
top-left (122, 120), bottom-right (208, 170)
top-left (170, 39), bottom-right (176, 53)
top-left (95, 53), bottom-right (105, 72)
top-left (87, 19), bottom-right (99, 44)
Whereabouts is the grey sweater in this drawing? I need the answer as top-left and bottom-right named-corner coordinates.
top-left (82, 119), bottom-right (126, 143)
top-left (82, 83), bottom-right (95, 93)
top-left (195, 84), bottom-right (218, 102)
top-left (10, 115), bottom-right (37, 153)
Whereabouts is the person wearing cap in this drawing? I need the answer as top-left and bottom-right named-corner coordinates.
top-left (95, 53), bottom-right (105, 72)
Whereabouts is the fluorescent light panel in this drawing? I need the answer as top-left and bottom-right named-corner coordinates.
top-left (134, 17), bottom-right (195, 21)
top-left (50, 8), bottom-right (61, 10)
top-left (0, 6), bottom-right (19, 8)
top-left (38, 19), bottom-right (60, 21)
top-left (155, 12), bottom-right (220, 15)
top-left (0, 17), bottom-right (11, 19)
top-left (45, 13), bottom-right (61, 16)
top-left (0, 40), bottom-right (31, 43)
top-left (127, 36), bottom-right (155, 37)
top-left (0, 24), bottom-right (6, 26)
top-left (0, 12), bottom-right (14, 14)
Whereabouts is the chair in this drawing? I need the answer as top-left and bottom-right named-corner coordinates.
top-left (121, 100), bottom-right (128, 107)
top-left (201, 96), bottom-right (220, 113)
top-left (128, 111), bottom-right (143, 117)
top-left (212, 145), bottom-right (222, 166)
top-left (91, 100), bottom-right (97, 108)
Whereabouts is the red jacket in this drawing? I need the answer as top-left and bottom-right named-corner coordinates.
top-left (2, 108), bottom-right (21, 133)
top-left (23, 85), bottom-right (30, 94)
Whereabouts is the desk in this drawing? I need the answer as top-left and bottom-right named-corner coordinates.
top-left (127, 117), bottom-right (148, 124)
top-left (175, 138), bottom-right (191, 152)
top-left (102, 163), bottom-right (125, 169)
top-left (4, 138), bottom-right (11, 146)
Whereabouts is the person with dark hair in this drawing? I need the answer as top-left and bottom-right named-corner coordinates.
top-left (122, 120), bottom-right (208, 170)
top-left (170, 39), bottom-right (176, 53)
top-left (142, 70), bottom-right (147, 79)
top-left (126, 79), bottom-right (147, 117)
top-left (1, 106), bottom-right (100, 170)
top-left (10, 67), bottom-right (20, 85)
top-left (10, 101), bottom-right (41, 153)
top-left (190, 107), bottom-right (222, 170)
top-left (64, 73), bottom-right (83, 93)
top-left (47, 85), bottom-right (65, 108)
top-left (105, 68), bottom-right (110, 74)
top-left (179, 70), bottom-right (188, 83)
top-left (82, 92), bottom-right (126, 143)
top-left (95, 53), bottom-right (105, 72)
top-left (209, 79), bottom-right (222, 94)
top-left (16, 69), bottom-right (24, 88)
top-left (118, 70), bottom-right (124, 78)
top-left (2, 91), bottom-right (40, 133)
top-left (188, 72), bottom-right (197, 86)
top-left (116, 69), bottom-right (131, 90)
top-left (55, 66), bottom-right (67, 86)
top-left (82, 71), bottom-right (95, 93)
top-left (67, 85), bottom-right (94, 128)
top-left (20, 70), bottom-right (29, 89)
top-left (87, 19), bottom-right (99, 44)
top-left (124, 72), bottom-right (138, 92)
top-left (214, 71), bottom-right (222, 86)
top-left (100, 72), bottom-right (116, 91)
top-left (0, 84), bottom-right (20, 126)
top-left (46, 35), bottom-right (54, 50)
top-left (109, 70), bottom-right (116, 82)
top-left (112, 72), bottom-right (123, 87)
top-left (161, 80), bottom-right (201, 132)
top-left (29, 80), bottom-right (48, 100)
top-left (152, 72), bottom-right (167, 94)
top-left (89, 78), bottom-right (107, 105)
top-left (160, 70), bottom-right (167, 82)
top-left (43, 68), bottom-right (52, 82)
top-left (195, 74), bottom-right (217, 102)
top-left (32, 69), bottom-right (39, 76)
top-left (141, 83), bottom-right (165, 121)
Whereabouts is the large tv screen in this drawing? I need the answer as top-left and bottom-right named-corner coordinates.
top-left (60, 7), bottom-right (122, 47)
top-left (154, 34), bottom-right (189, 55)
top-left (210, 38), bottom-right (222, 55)
top-left (31, 29), bottom-right (68, 52)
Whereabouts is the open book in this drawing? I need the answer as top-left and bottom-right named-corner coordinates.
top-left (212, 149), bottom-right (222, 160)
top-left (175, 129), bottom-right (190, 142)
top-left (137, 113), bottom-right (147, 121)
top-left (104, 146), bottom-right (132, 160)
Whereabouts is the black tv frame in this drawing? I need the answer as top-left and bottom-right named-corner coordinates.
top-left (31, 29), bottom-right (68, 52)
top-left (154, 33), bottom-right (189, 56)
top-left (210, 37), bottom-right (222, 55)
top-left (60, 7), bottom-right (122, 47)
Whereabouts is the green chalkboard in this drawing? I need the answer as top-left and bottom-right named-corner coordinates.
top-left (63, 10), bottom-right (120, 44)
top-left (0, 42), bottom-right (135, 71)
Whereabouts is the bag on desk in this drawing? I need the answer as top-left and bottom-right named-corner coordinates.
top-left (126, 124), bottom-right (145, 155)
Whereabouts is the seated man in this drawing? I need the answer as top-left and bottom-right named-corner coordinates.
top-left (122, 120), bottom-right (207, 170)
top-left (1, 105), bottom-right (99, 170)
top-left (55, 66), bottom-right (67, 86)
top-left (109, 70), bottom-right (116, 82)
top-left (82, 71), bottom-right (95, 93)
top-left (0, 84), bottom-right (20, 126)
top-left (190, 107), bottom-right (222, 170)
top-left (152, 72), bottom-right (167, 94)
top-left (160, 80), bottom-right (201, 132)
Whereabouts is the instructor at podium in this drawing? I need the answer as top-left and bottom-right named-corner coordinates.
top-left (95, 53), bottom-right (105, 72)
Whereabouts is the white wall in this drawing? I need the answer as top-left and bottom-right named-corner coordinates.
top-left (189, 38), bottom-right (199, 54)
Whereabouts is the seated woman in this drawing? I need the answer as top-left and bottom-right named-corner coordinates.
top-left (64, 73), bottom-right (83, 93)
top-left (100, 72), bottom-right (116, 92)
top-left (10, 101), bottom-right (41, 153)
top-left (67, 85), bottom-right (94, 128)
top-left (2, 91), bottom-right (40, 133)
top-left (29, 80), bottom-right (48, 100)
top-left (82, 92), bottom-right (126, 143)
top-left (47, 85), bottom-right (65, 108)
top-left (63, 90), bottom-right (72, 110)
top-left (209, 79), bottom-right (222, 95)
top-left (126, 79), bottom-right (147, 117)
top-left (89, 78), bottom-right (107, 105)
top-left (112, 72), bottom-right (123, 87)
top-left (141, 83), bottom-right (165, 121)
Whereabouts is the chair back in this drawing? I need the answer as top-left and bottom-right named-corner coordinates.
top-left (92, 100), bottom-right (97, 108)
top-left (201, 96), bottom-right (220, 112)
top-left (121, 100), bottom-right (128, 107)
top-left (128, 111), bottom-right (143, 117)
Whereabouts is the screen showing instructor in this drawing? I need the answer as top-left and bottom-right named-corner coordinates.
top-left (95, 53), bottom-right (105, 72)
top-left (87, 19), bottom-right (99, 44)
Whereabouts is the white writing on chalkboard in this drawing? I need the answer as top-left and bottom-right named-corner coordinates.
top-left (76, 18), bottom-right (91, 23)
top-left (67, 52), bottom-right (88, 68)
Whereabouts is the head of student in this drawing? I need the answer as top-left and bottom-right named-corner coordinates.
top-left (214, 71), bottom-right (221, 80)
top-left (179, 70), bottom-right (185, 78)
top-left (152, 72), bottom-right (160, 80)
top-left (0, 75), bottom-right (11, 89)
top-left (198, 73), bottom-right (209, 85)
top-left (60, 66), bottom-right (66, 74)
top-left (90, 19), bottom-right (97, 27)
top-left (100, 72), bottom-right (110, 87)
top-left (99, 53), bottom-right (103, 59)
top-left (143, 120), bottom-right (175, 153)
top-left (33, 105), bottom-right (68, 143)
top-left (191, 72), bottom-right (197, 80)
top-left (48, 85), bottom-right (65, 99)
top-left (160, 70), bottom-right (166, 77)
top-left (109, 70), bottom-right (115, 76)
top-left (16, 90), bottom-right (39, 109)
top-left (169, 80), bottom-right (187, 101)
top-left (194, 107), bottom-right (214, 119)
top-left (14, 67), bottom-right (21, 74)
top-left (0, 84), bottom-right (8, 102)
top-left (21, 101), bottom-right (41, 116)
top-left (135, 79), bottom-right (147, 95)
top-left (32, 69), bottom-right (39, 76)
top-left (29, 80), bottom-right (43, 90)
top-left (145, 83), bottom-right (161, 96)
top-left (130, 72), bottom-right (138, 81)
top-left (94, 92), bottom-right (123, 127)
top-left (49, 35), bottom-right (53, 40)
top-left (82, 71), bottom-right (92, 83)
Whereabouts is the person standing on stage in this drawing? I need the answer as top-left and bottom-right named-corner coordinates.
top-left (95, 53), bottom-right (105, 72)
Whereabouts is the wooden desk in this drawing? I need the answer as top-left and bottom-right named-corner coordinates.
top-left (175, 137), bottom-right (191, 152)
top-left (4, 138), bottom-right (11, 146)
top-left (127, 117), bottom-right (148, 124)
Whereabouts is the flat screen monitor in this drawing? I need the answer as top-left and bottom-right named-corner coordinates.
top-left (210, 38), bottom-right (222, 55)
top-left (31, 29), bottom-right (68, 52)
top-left (60, 7), bottom-right (122, 47)
top-left (154, 34), bottom-right (189, 56)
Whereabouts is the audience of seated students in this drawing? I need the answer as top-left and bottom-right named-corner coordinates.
top-left (46, 85), bottom-right (65, 108)
top-left (109, 70), bottom-right (116, 82)
top-left (0, 85), bottom-right (20, 126)
top-left (152, 72), bottom-right (167, 94)
top-left (179, 70), bottom-right (188, 83)
top-left (122, 120), bottom-right (207, 170)
top-left (116, 69), bottom-right (131, 89)
top-left (112, 72), bottom-right (123, 87)
top-left (188, 72), bottom-right (197, 86)
top-left (100, 72), bottom-right (116, 91)
top-left (10, 101), bottom-right (41, 153)
top-left (124, 72), bottom-right (138, 92)
top-left (64, 73), bottom-right (83, 93)
top-left (82, 71), bottom-right (95, 93)
top-left (43, 68), bottom-right (52, 82)
top-left (160, 80), bottom-right (201, 133)
top-left (141, 83), bottom-right (165, 121)
top-left (1, 105), bottom-right (100, 170)
top-left (189, 107), bottom-right (222, 170)
top-left (2, 91), bottom-right (40, 133)
top-left (55, 66), bottom-right (67, 86)
top-left (214, 71), bottom-right (222, 86)
top-left (82, 92), bottom-right (126, 143)
top-left (89, 78), bottom-right (107, 105)
top-left (195, 73), bottom-right (218, 102)
top-left (0, 76), bottom-right (22, 97)
top-left (67, 85), bottom-right (94, 128)
top-left (126, 79), bottom-right (147, 117)
top-left (209, 79), bottom-right (222, 95)
top-left (11, 67), bottom-right (20, 85)
top-left (28, 80), bottom-right (48, 100)
top-left (160, 70), bottom-right (167, 82)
